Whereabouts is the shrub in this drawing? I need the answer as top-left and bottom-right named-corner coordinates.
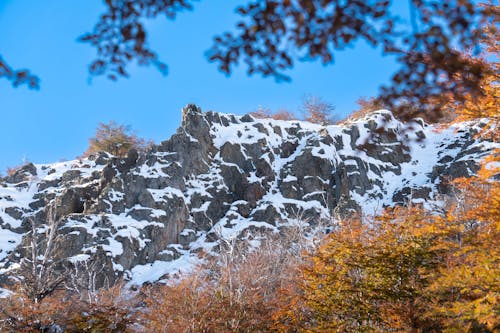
top-left (301, 95), bottom-right (336, 125)
top-left (250, 107), bottom-right (296, 121)
top-left (84, 121), bottom-right (151, 158)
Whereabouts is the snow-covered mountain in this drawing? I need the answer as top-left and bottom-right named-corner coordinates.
top-left (0, 105), bottom-right (497, 286)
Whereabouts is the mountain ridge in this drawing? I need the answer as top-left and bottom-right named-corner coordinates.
top-left (0, 105), bottom-right (497, 286)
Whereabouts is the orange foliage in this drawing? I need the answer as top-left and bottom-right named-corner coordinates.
top-left (0, 288), bottom-right (67, 332)
top-left (250, 107), bottom-right (296, 121)
top-left (0, 283), bottom-right (134, 333)
top-left (141, 234), bottom-right (306, 333)
top-left (444, 15), bottom-right (500, 136)
top-left (67, 283), bottom-right (134, 332)
top-left (425, 156), bottom-right (500, 332)
top-left (342, 96), bottom-right (386, 123)
top-left (272, 109), bottom-right (296, 121)
top-left (84, 121), bottom-right (152, 158)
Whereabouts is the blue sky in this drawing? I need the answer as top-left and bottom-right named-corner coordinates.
top-left (0, 0), bottom-right (402, 173)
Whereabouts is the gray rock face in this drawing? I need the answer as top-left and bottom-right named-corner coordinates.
top-left (4, 163), bottom-right (37, 184)
top-left (0, 106), bottom-right (497, 286)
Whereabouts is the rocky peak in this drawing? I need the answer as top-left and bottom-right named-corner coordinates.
top-left (0, 105), bottom-right (497, 286)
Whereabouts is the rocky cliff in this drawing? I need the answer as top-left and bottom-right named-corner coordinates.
top-left (0, 105), bottom-right (497, 285)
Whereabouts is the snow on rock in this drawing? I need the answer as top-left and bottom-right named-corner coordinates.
top-left (0, 105), bottom-right (497, 286)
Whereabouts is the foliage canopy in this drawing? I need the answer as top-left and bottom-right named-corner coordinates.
top-left (2, 1), bottom-right (498, 121)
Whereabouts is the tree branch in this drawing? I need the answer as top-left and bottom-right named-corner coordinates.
top-left (0, 57), bottom-right (39, 89)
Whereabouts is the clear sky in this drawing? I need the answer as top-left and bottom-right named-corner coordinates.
top-left (0, 0), bottom-right (402, 173)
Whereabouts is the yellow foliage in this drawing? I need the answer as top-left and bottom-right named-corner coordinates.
top-left (292, 157), bottom-right (499, 332)
top-left (425, 157), bottom-right (500, 332)
top-left (449, 13), bottom-right (500, 140)
top-left (296, 208), bottom-right (445, 332)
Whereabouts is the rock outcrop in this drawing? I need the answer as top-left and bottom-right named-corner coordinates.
top-left (0, 105), bottom-right (497, 285)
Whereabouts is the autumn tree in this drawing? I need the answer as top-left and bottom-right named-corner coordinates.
top-left (84, 121), bottom-right (151, 158)
top-left (142, 227), bottom-right (312, 333)
top-left (445, 19), bottom-right (500, 138)
top-left (249, 107), bottom-right (272, 119)
top-left (277, 152), bottom-right (499, 332)
top-left (424, 158), bottom-right (500, 332)
top-left (0, 283), bottom-right (134, 333)
top-left (142, 242), bottom-right (281, 333)
top-left (250, 106), bottom-right (296, 121)
top-left (66, 283), bottom-right (134, 333)
top-left (301, 95), bottom-right (336, 125)
top-left (272, 109), bottom-right (297, 121)
top-left (286, 207), bottom-right (445, 332)
top-left (1, 161), bottom-right (34, 180)
top-left (0, 288), bottom-right (67, 333)
top-left (344, 96), bottom-right (387, 122)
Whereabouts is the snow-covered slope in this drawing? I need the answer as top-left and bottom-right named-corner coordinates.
top-left (0, 105), bottom-right (497, 285)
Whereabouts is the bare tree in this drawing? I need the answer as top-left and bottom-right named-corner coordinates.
top-left (142, 219), bottom-right (327, 332)
top-left (65, 255), bottom-right (108, 304)
top-left (301, 95), bottom-right (336, 125)
top-left (17, 206), bottom-right (66, 303)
